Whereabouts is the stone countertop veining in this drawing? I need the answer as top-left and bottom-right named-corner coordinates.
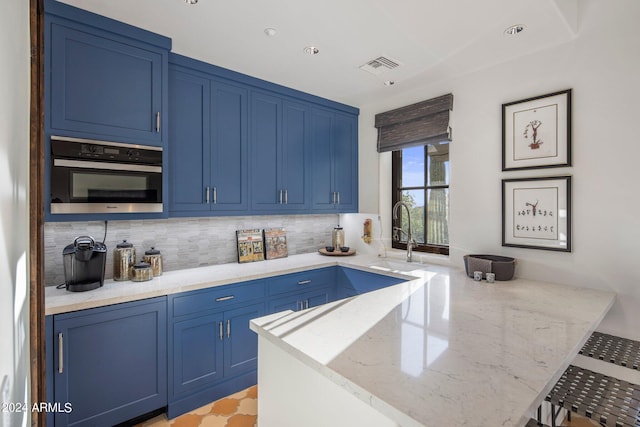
top-left (250, 261), bottom-right (616, 427)
top-left (44, 252), bottom-right (415, 315)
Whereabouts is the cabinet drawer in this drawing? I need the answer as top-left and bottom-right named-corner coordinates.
top-left (171, 280), bottom-right (265, 318)
top-left (268, 267), bottom-right (335, 296)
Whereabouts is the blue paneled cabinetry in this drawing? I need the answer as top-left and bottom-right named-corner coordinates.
top-left (310, 108), bottom-right (359, 212)
top-left (46, 266), bottom-right (405, 425)
top-left (168, 279), bottom-right (265, 418)
top-left (168, 56), bottom-right (249, 215)
top-left (50, 297), bottom-right (167, 427)
top-left (45, 0), bottom-right (170, 147)
top-left (250, 93), bottom-right (309, 212)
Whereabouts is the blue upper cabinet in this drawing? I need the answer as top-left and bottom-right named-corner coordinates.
top-left (250, 92), bottom-right (309, 212)
top-left (310, 108), bottom-right (359, 212)
top-left (168, 67), bottom-right (211, 213)
top-left (168, 55), bottom-right (249, 216)
top-left (45, 0), bottom-right (170, 147)
top-left (211, 81), bottom-right (249, 212)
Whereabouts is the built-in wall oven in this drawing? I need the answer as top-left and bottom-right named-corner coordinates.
top-left (50, 136), bottom-right (163, 214)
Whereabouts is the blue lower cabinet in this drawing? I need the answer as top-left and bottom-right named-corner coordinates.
top-left (268, 287), bottom-right (333, 312)
top-left (171, 312), bottom-right (224, 397)
top-left (337, 267), bottom-right (406, 295)
top-left (52, 297), bottom-right (167, 427)
top-left (167, 282), bottom-right (266, 419)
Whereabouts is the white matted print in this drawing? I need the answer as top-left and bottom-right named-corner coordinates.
top-left (502, 176), bottom-right (571, 252)
top-left (502, 89), bottom-right (571, 171)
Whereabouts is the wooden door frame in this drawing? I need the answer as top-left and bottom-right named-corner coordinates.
top-left (29, 0), bottom-right (45, 425)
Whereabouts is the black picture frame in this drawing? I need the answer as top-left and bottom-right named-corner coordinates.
top-left (502, 176), bottom-right (572, 252)
top-left (502, 89), bottom-right (572, 171)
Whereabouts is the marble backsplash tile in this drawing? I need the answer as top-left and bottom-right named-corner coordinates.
top-left (45, 214), bottom-right (339, 286)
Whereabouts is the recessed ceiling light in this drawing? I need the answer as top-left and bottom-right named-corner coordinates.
top-left (383, 80), bottom-right (395, 86)
top-left (184, 0), bottom-right (197, 4)
top-left (303, 46), bottom-right (320, 55)
top-left (264, 28), bottom-right (277, 37)
top-left (504, 24), bottom-right (525, 35)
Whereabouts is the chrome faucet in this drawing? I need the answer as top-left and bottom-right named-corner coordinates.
top-left (392, 201), bottom-right (415, 262)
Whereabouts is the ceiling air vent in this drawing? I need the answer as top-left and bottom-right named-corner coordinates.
top-left (359, 56), bottom-right (401, 75)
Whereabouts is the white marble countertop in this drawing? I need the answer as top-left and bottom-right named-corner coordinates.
top-left (250, 259), bottom-right (616, 427)
top-left (44, 252), bottom-right (411, 315)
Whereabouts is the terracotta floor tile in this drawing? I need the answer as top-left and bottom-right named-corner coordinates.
top-left (235, 398), bottom-right (257, 416)
top-left (245, 386), bottom-right (258, 399)
top-left (210, 397), bottom-right (240, 416)
top-left (225, 414), bottom-right (257, 427)
top-left (170, 413), bottom-right (205, 427)
top-left (198, 414), bottom-right (230, 427)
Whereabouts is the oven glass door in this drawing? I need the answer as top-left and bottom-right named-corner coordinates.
top-left (51, 159), bottom-right (162, 214)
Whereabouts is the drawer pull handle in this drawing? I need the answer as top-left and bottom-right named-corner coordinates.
top-left (58, 332), bottom-right (64, 374)
top-left (297, 280), bottom-right (312, 285)
top-left (215, 295), bottom-right (235, 302)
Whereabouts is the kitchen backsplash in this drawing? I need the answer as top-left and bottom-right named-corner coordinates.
top-left (44, 214), bottom-right (339, 286)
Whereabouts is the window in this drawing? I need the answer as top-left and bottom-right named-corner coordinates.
top-left (391, 142), bottom-right (449, 255)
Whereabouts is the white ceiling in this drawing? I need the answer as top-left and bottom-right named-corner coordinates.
top-left (58, 0), bottom-right (578, 107)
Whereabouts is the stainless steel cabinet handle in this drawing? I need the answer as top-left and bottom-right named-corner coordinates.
top-left (284, 189), bottom-right (288, 205)
top-left (205, 186), bottom-right (210, 204)
top-left (297, 280), bottom-right (311, 285)
top-left (227, 319), bottom-right (231, 338)
top-left (279, 189), bottom-right (283, 204)
top-left (58, 333), bottom-right (64, 374)
top-left (332, 192), bottom-right (336, 204)
top-left (219, 321), bottom-right (223, 340)
top-left (215, 295), bottom-right (235, 302)
top-left (336, 191), bottom-right (340, 205)
top-left (213, 187), bottom-right (217, 205)
top-left (155, 112), bottom-right (161, 133)
top-left (306, 300), bottom-right (310, 309)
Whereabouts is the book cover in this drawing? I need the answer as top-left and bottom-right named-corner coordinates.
top-left (236, 229), bottom-right (265, 263)
top-left (264, 228), bottom-right (288, 260)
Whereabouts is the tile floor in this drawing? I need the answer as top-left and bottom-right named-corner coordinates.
top-left (136, 386), bottom-right (257, 427)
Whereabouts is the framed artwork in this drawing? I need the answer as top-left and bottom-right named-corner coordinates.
top-left (502, 89), bottom-right (572, 171)
top-left (236, 229), bottom-right (265, 263)
top-left (502, 176), bottom-right (571, 252)
top-left (264, 228), bottom-right (288, 260)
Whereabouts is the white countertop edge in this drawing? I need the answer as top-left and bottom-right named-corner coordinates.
top-left (250, 310), bottom-right (424, 427)
top-left (249, 268), bottom-right (617, 427)
top-left (519, 293), bottom-right (616, 420)
top-left (45, 253), bottom-right (419, 315)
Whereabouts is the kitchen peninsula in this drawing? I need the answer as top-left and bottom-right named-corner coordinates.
top-left (250, 259), bottom-right (615, 427)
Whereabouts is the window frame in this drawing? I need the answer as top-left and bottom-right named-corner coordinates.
top-left (391, 146), bottom-right (449, 256)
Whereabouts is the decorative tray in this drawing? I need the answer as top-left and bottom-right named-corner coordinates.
top-left (318, 248), bottom-right (356, 256)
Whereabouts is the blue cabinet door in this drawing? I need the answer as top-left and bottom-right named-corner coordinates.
top-left (223, 302), bottom-right (266, 378)
top-left (332, 113), bottom-right (358, 212)
top-left (310, 108), bottom-right (335, 210)
top-left (210, 81), bottom-right (249, 212)
top-left (250, 92), bottom-right (281, 210)
top-left (281, 100), bottom-right (309, 210)
top-left (169, 68), bottom-right (211, 213)
top-left (171, 312), bottom-right (224, 398)
top-left (268, 293), bottom-right (304, 313)
top-left (310, 108), bottom-right (358, 212)
top-left (250, 93), bottom-right (308, 212)
top-left (53, 297), bottom-right (167, 427)
top-left (48, 21), bottom-right (166, 146)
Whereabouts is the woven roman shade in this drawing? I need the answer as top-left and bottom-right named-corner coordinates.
top-left (375, 93), bottom-right (453, 153)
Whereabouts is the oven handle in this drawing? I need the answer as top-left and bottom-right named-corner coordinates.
top-left (53, 158), bottom-right (162, 173)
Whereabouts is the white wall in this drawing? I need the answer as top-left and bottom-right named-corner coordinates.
top-left (358, 0), bottom-right (640, 339)
top-left (0, 1), bottom-right (31, 426)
